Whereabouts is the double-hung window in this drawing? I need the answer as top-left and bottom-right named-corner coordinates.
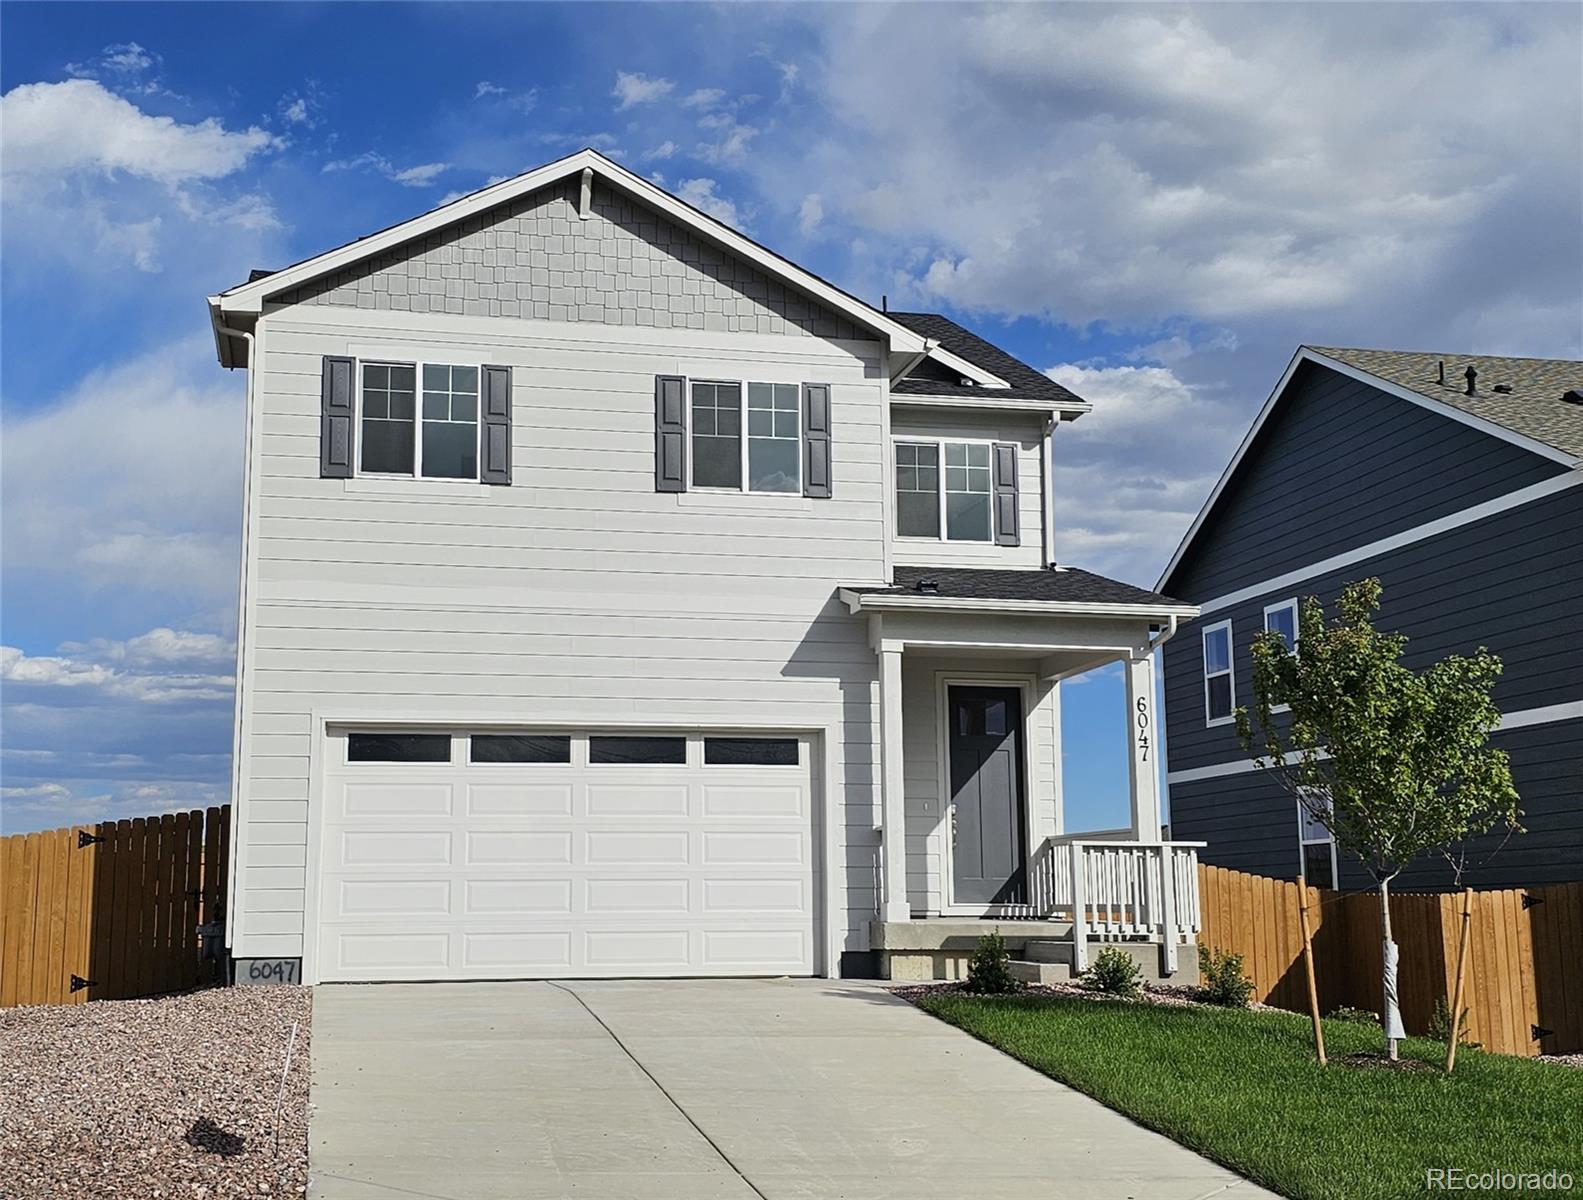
top-left (689, 380), bottom-right (801, 493)
top-left (1297, 793), bottom-right (1338, 888)
top-left (1263, 598), bottom-right (1299, 713)
top-left (359, 360), bottom-right (480, 479)
top-left (893, 440), bottom-right (992, 541)
top-left (1203, 619), bottom-right (1234, 725)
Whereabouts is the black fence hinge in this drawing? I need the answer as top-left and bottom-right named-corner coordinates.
top-left (1521, 892), bottom-right (1543, 909)
top-left (78, 830), bottom-right (106, 848)
top-left (69, 975), bottom-right (97, 993)
top-left (1532, 1024), bottom-right (1554, 1042)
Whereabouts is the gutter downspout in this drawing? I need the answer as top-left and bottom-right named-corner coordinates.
top-left (1042, 415), bottom-right (1057, 568)
top-left (214, 323), bottom-right (257, 956)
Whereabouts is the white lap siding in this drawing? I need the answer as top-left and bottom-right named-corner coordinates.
top-left (232, 304), bottom-right (887, 971)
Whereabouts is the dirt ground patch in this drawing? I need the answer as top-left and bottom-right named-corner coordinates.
top-left (1, 985), bottom-right (310, 1198)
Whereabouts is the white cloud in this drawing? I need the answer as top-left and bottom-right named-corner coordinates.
top-left (1, 336), bottom-right (245, 621)
top-left (0, 644), bottom-right (233, 704)
top-left (475, 81), bottom-right (507, 99)
top-left (676, 177), bottom-right (741, 226)
top-left (612, 71), bottom-right (674, 110)
top-left (696, 112), bottom-right (758, 164)
top-left (59, 628), bottom-right (235, 670)
top-left (2, 79), bottom-right (280, 185)
top-left (282, 97), bottom-right (308, 123)
top-left (642, 140), bottom-right (678, 162)
top-left (323, 152), bottom-right (450, 188)
top-left (681, 88), bottom-right (726, 110)
top-left (798, 193), bottom-right (823, 237)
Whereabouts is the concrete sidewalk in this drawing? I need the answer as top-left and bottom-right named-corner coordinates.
top-left (310, 979), bottom-right (1277, 1200)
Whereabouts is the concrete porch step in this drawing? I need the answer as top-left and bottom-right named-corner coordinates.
top-left (1023, 939), bottom-right (1075, 965)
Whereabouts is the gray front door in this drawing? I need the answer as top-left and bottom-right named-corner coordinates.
top-left (949, 686), bottom-right (1026, 906)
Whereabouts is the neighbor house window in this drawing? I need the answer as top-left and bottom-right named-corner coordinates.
top-left (689, 380), bottom-right (801, 493)
top-left (1297, 794), bottom-right (1338, 889)
top-left (1263, 599), bottom-right (1299, 713)
top-left (1203, 619), bottom-right (1234, 725)
top-left (360, 361), bottom-right (481, 480)
top-left (894, 440), bottom-right (992, 542)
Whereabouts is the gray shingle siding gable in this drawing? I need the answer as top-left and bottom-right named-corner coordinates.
top-left (272, 177), bottom-right (864, 341)
top-left (1165, 361), bottom-right (1569, 601)
top-left (1163, 480), bottom-right (1583, 773)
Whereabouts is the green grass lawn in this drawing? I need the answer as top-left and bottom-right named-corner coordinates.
top-left (917, 991), bottom-right (1582, 1200)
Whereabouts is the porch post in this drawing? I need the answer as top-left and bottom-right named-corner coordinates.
top-left (1124, 650), bottom-right (1162, 841)
top-left (878, 645), bottom-right (910, 922)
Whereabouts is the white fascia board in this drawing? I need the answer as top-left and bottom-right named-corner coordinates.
top-left (838, 588), bottom-right (1200, 620)
top-left (1154, 346), bottom-right (1582, 593)
top-left (209, 149), bottom-right (927, 358)
top-left (922, 344), bottom-right (1010, 389)
top-left (890, 394), bottom-right (1091, 416)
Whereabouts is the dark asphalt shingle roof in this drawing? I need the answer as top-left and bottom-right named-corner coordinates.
top-left (851, 566), bottom-right (1190, 608)
top-left (1310, 346), bottom-right (1583, 459)
top-left (888, 312), bottom-right (1090, 407)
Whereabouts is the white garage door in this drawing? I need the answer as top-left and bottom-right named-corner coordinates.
top-left (315, 729), bottom-right (818, 981)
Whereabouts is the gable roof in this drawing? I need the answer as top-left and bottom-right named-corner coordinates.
top-left (887, 311), bottom-right (1091, 411)
top-left (207, 148), bottom-right (928, 366)
top-left (1155, 344), bottom-right (1583, 593)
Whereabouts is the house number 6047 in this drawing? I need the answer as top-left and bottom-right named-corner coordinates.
top-left (1135, 696), bottom-right (1150, 761)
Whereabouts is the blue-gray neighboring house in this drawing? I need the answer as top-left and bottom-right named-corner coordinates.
top-left (1157, 346), bottom-right (1583, 890)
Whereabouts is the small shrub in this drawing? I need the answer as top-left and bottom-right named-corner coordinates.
top-left (1327, 1005), bottom-right (1380, 1025)
top-left (1083, 946), bottom-right (1142, 996)
top-left (965, 932), bottom-right (1024, 994)
top-left (1197, 945), bottom-right (1255, 1008)
top-left (1427, 995), bottom-right (1481, 1050)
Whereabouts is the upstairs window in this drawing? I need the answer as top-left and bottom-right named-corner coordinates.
top-left (894, 440), bottom-right (992, 542)
top-left (360, 361), bottom-right (480, 480)
top-left (690, 380), bottom-right (801, 493)
top-left (1263, 599), bottom-right (1299, 654)
top-left (1297, 794), bottom-right (1337, 889)
top-left (1203, 619), bottom-right (1234, 725)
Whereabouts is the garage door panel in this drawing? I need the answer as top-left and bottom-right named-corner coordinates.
top-left (317, 730), bottom-right (817, 981)
top-left (466, 783), bottom-right (574, 816)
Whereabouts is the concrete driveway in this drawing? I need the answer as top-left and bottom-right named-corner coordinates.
top-left (310, 979), bottom-right (1276, 1200)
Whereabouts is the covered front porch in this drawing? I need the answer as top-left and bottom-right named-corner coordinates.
top-left (839, 567), bottom-right (1204, 983)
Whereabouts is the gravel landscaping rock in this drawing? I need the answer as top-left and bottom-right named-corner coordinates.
top-left (1, 986), bottom-right (310, 1199)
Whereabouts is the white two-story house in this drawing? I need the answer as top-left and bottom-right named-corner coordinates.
top-left (208, 150), bottom-right (1202, 986)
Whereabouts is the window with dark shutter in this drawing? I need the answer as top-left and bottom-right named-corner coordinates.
top-left (992, 442), bottom-right (1019, 546)
top-left (480, 365), bottom-right (512, 485)
top-left (320, 356), bottom-right (355, 478)
top-left (802, 383), bottom-right (832, 498)
top-left (655, 375), bottom-right (687, 492)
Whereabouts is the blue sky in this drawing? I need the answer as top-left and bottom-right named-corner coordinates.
top-left (3, 3), bottom-right (1580, 834)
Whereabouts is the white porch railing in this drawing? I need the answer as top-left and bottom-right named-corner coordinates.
top-left (1026, 837), bottom-right (1204, 973)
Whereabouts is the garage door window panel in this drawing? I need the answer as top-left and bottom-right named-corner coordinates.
top-left (347, 733), bottom-right (452, 763)
top-left (589, 736), bottom-right (687, 765)
top-left (470, 734), bottom-right (572, 764)
top-left (704, 737), bottom-right (800, 766)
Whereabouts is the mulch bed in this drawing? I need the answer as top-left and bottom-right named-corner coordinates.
top-left (889, 977), bottom-right (1274, 1012)
top-left (0, 985), bottom-right (310, 1198)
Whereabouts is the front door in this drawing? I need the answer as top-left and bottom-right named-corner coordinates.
top-left (948, 686), bottom-right (1026, 906)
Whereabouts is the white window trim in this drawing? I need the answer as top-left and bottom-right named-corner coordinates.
top-left (1295, 793), bottom-right (1339, 888)
top-left (686, 377), bottom-right (803, 496)
top-left (1262, 598), bottom-right (1299, 714)
top-left (1202, 618), bottom-right (1235, 727)
top-left (892, 436), bottom-right (996, 544)
top-left (356, 358), bottom-right (485, 482)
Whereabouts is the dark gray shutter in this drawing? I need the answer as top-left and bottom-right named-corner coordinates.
top-left (993, 442), bottom-right (1019, 546)
top-left (320, 356), bottom-right (355, 478)
top-left (655, 375), bottom-right (686, 492)
top-left (802, 383), bottom-right (832, 498)
top-left (480, 365), bottom-right (512, 485)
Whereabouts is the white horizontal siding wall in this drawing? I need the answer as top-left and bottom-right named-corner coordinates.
top-left (889, 410), bottom-right (1047, 568)
top-left (900, 655), bottom-right (1060, 914)
top-left (233, 303), bottom-right (888, 967)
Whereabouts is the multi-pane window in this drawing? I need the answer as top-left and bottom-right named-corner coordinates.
top-left (895, 444), bottom-right (940, 537)
top-left (1297, 794), bottom-right (1337, 888)
top-left (421, 364), bottom-right (479, 479)
top-left (1203, 620), bottom-right (1234, 724)
top-left (689, 380), bottom-right (802, 493)
top-left (360, 364), bottom-right (417, 474)
top-left (944, 443), bottom-right (992, 541)
top-left (747, 383), bottom-right (801, 493)
top-left (894, 440), bottom-right (993, 542)
top-left (360, 361), bottom-right (480, 479)
top-left (691, 382), bottom-right (742, 489)
top-left (1264, 599), bottom-right (1299, 653)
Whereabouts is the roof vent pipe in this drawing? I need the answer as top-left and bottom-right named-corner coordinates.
top-left (1464, 365), bottom-right (1478, 396)
top-left (1493, 384), bottom-right (1513, 394)
top-left (1437, 361), bottom-right (1445, 385)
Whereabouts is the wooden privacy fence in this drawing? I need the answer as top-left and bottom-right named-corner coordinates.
top-left (0, 806), bottom-right (230, 1009)
top-left (1198, 864), bottom-right (1583, 1057)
